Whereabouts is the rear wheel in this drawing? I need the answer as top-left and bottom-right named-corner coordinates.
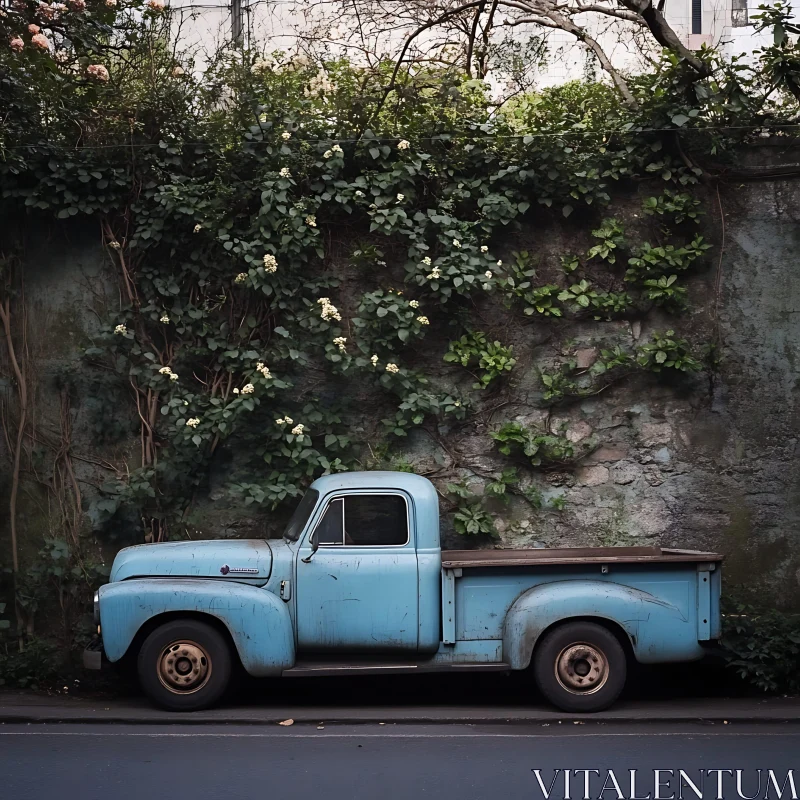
top-left (137, 619), bottom-right (232, 711)
top-left (533, 621), bottom-right (627, 713)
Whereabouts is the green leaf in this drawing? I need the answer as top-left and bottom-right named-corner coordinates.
top-left (562, 204), bottom-right (573, 218)
top-left (671, 114), bottom-right (690, 127)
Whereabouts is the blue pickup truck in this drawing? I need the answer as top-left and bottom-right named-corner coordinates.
top-left (86, 471), bottom-right (723, 712)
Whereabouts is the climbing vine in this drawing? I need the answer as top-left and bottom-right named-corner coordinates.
top-left (2, 0), bottom-right (800, 646)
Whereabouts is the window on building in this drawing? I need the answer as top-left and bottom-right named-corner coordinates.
top-left (731, 0), bottom-right (748, 27)
top-left (312, 494), bottom-right (409, 548)
top-left (692, 0), bottom-right (702, 33)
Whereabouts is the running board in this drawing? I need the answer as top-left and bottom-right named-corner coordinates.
top-left (282, 661), bottom-right (511, 677)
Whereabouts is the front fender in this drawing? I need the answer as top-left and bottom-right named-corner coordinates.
top-left (99, 578), bottom-right (295, 677)
top-left (502, 579), bottom-right (702, 669)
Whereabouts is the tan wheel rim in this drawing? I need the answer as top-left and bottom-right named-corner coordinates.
top-left (157, 640), bottom-right (212, 695)
top-left (554, 641), bottom-right (609, 695)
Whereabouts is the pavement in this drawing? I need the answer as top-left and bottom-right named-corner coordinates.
top-left (1, 689), bottom-right (799, 725)
top-left (3, 721), bottom-right (799, 800)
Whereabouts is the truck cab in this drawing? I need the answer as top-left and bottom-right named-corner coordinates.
top-left (87, 471), bottom-right (723, 713)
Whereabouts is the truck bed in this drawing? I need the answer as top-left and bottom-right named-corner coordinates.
top-left (441, 545), bottom-right (723, 569)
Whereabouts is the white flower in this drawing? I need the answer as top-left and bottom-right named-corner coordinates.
top-left (397, 140), bottom-right (410, 150)
top-left (409, 300), bottom-right (419, 308)
top-left (279, 167), bottom-right (291, 178)
top-left (317, 297), bottom-right (342, 321)
top-left (263, 253), bottom-right (278, 273)
top-left (480, 245), bottom-right (488, 253)
top-left (422, 256), bottom-right (432, 266)
top-left (484, 271), bottom-right (493, 279)
top-left (354, 190), bottom-right (364, 197)
top-left (281, 131), bottom-right (292, 140)
top-left (251, 57), bottom-right (272, 74)
top-left (385, 363), bottom-right (400, 374)
top-left (331, 144), bottom-right (343, 155)
top-left (172, 66), bottom-right (184, 77)
top-left (452, 239), bottom-right (461, 248)
top-left (482, 283), bottom-right (491, 291)
top-left (333, 336), bottom-right (347, 353)
top-left (256, 362), bottom-right (271, 378)
top-left (160, 314), bottom-right (170, 323)
top-left (193, 224), bottom-right (201, 233)
top-left (396, 193), bottom-right (405, 202)
top-left (233, 388), bottom-right (239, 394)
top-left (323, 150), bottom-right (333, 159)
top-left (241, 383), bottom-right (255, 394)
top-left (426, 267), bottom-right (442, 280)
top-left (305, 215), bottom-right (317, 227)
top-left (291, 423), bottom-right (305, 436)
top-left (186, 417), bottom-right (200, 428)
top-left (159, 366), bottom-right (173, 375)
top-left (416, 316), bottom-right (429, 325)
top-left (169, 373), bottom-right (179, 382)
top-left (105, 0), bottom-right (117, 6)
top-left (113, 324), bottom-right (127, 335)
top-left (370, 354), bottom-right (378, 367)
top-left (454, 400), bottom-right (462, 407)
top-left (275, 416), bottom-right (294, 426)
top-left (496, 260), bottom-right (502, 267)
top-left (234, 272), bottom-right (248, 284)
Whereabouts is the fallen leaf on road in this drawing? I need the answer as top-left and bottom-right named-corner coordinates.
top-left (278, 719), bottom-right (294, 726)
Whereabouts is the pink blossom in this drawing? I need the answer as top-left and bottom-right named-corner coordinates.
top-left (28, 23), bottom-right (41, 32)
top-left (10, 37), bottom-right (24, 52)
top-left (68, 0), bottom-right (86, 10)
top-left (37, 4), bottom-right (56, 20)
top-left (146, 0), bottom-right (164, 10)
top-left (86, 63), bottom-right (109, 81)
top-left (31, 32), bottom-right (49, 49)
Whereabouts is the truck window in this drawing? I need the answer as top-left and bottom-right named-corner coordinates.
top-left (315, 498), bottom-right (345, 546)
top-left (313, 494), bottom-right (409, 547)
top-left (345, 495), bottom-right (408, 546)
top-left (283, 488), bottom-right (320, 541)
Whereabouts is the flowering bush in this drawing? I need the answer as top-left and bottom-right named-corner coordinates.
top-left (0, 5), bottom-right (727, 543)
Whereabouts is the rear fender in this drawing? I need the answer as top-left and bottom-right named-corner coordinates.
top-left (99, 578), bottom-right (295, 676)
top-left (502, 579), bottom-right (702, 669)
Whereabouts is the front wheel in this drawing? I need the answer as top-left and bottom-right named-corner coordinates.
top-left (533, 621), bottom-right (627, 713)
top-left (137, 619), bottom-right (232, 711)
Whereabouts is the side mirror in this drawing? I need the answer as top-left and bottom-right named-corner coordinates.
top-left (301, 531), bottom-right (319, 564)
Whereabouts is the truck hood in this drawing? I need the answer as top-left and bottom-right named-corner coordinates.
top-left (110, 540), bottom-right (272, 583)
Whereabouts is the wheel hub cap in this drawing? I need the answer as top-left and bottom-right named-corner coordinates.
top-left (157, 640), bottom-right (212, 695)
top-left (555, 642), bottom-right (609, 695)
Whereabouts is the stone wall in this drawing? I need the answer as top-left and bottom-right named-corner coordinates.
top-left (3, 170), bottom-right (800, 608)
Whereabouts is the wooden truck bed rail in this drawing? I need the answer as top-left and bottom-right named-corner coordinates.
top-left (441, 546), bottom-right (724, 569)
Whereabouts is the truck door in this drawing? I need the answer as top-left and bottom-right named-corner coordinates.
top-left (296, 491), bottom-right (419, 651)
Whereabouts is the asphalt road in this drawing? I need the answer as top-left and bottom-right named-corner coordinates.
top-left (1, 722), bottom-right (798, 800)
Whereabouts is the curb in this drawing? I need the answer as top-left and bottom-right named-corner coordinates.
top-left (2, 712), bottom-right (800, 726)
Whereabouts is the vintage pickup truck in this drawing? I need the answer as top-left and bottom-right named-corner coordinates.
top-left (86, 471), bottom-right (723, 712)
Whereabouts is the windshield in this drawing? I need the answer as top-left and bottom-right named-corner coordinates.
top-left (283, 488), bottom-right (319, 541)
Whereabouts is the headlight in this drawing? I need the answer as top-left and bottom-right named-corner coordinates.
top-left (93, 590), bottom-right (100, 624)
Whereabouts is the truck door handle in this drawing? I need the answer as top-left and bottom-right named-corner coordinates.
top-left (280, 580), bottom-right (292, 601)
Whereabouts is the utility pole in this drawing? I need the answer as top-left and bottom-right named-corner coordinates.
top-left (231, 0), bottom-right (243, 43)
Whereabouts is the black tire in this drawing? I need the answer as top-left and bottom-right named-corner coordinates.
top-left (137, 619), bottom-right (232, 711)
top-left (533, 621), bottom-right (627, 713)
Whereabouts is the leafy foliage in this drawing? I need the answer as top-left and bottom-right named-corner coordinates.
top-left (722, 599), bottom-right (800, 693)
top-left (490, 422), bottom-right (583, 467)
top-left (444, 331), bottom-right (517, 389)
